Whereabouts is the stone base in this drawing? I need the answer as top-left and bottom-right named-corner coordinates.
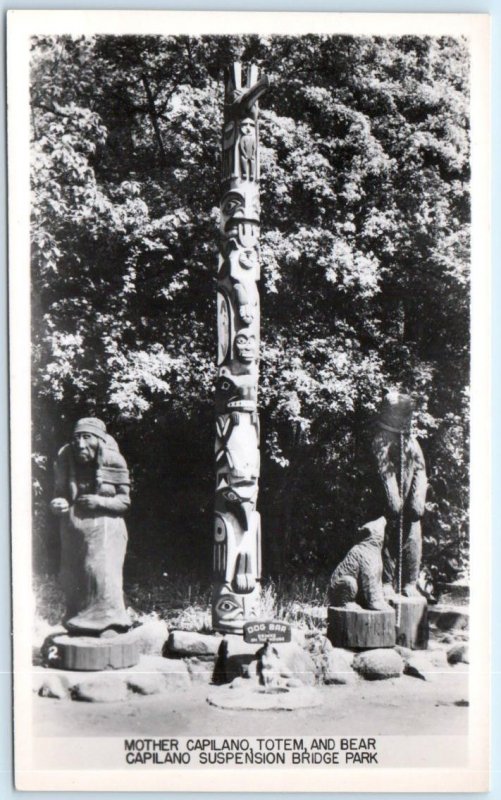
top-left (207, 684), bottom-right (322, 711)
top-left (327, 606), bottom-right (396, 649)
top-left (34, 654), bottom-right (192, 701)
top-left (391, 595), bottom-right (428, 650)
top-left (45, 632), bottom-right (140, 671)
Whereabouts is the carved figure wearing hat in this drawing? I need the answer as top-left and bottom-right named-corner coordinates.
top-left (371, 392), bottom-right (428, 598)
top-left (50, 418), bottom-right (132, 634)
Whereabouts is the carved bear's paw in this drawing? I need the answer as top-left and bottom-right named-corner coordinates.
top-left (383, 583), bottom-right (397, 600)
top-left (369, 599), bottom-right (392, 611)
top-left (402, 583), bottom-right (421, 598)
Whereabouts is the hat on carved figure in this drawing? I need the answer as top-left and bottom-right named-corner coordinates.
top-left (377, 391), bottom-right (413, 434)
top-left (73, 417), bottom-right (108, 442)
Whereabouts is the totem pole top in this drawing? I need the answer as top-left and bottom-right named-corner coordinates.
top-left (224, 62), bottom-right (270, 122)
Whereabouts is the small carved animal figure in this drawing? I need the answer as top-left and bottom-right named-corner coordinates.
top-left (329, 517), bottom-right (390, 611)
top-left (256, 641), bottom-right (290, 691)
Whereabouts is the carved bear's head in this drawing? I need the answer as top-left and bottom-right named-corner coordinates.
top-left (357, 516), bottom-right (386, 547)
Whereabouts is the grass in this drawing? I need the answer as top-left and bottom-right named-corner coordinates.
top-left (33, 571), bottom-right (329, 635)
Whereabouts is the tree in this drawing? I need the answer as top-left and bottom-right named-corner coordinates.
top-left (31, 34), bottom-right (470, 591)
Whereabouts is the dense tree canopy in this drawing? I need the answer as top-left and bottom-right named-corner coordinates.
top-left (31, 34), bottom-right (470, 592)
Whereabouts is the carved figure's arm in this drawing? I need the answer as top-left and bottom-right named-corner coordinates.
top-left (53, 444), bottom-right (70, 500)
top-left (372, 433), bottom-right (402, 517)
top-left (408, 442), bottom-right (427, 520)
top-left (229, 75), bottom-right (270, 118)
top-left (98, 484), bottom-right (131, 514)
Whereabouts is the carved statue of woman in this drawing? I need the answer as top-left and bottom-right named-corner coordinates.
top-left (49, 418), bottom-right (132, 635)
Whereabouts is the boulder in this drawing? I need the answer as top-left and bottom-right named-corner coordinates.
top-left (131, 617), bottom-right (169, 656)
top-left (447, 643), bottom-right (469, 665)
top-left (72, 675), bottom-right (129, 703)
top-left (437, 580), bottom-right (469, 606)
top-left (166, 631), bottom-right (221, 658)
top-left (404, 653), bottom-right (435, 681)
top-left (215, 637), bottom-right (316, 686)
top-left (273, 643), bottom-right (316, 686)
top-left (126, 673), bottom-right (167, 696)
top-left (184, 657), bottom-right (215, 685)
top-left (213, 637), bottom-right (259, 683)
top-left (317, 640), bottom-right (355, 685)
top-left (38, 675), bottom-right (69, 699)
top-left (427, 648), bottom-right (449, 669)
top-left (138, 655), bottom-right (191, 690)
top-left (353, 649), bottom-right (403, 681)
top-left (429, 605), bottom-right (469, 632)
top-left (394, 645), bottom-right (413, 662)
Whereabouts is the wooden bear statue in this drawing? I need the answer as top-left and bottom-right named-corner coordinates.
top-left (329, 517), bottom-right (390, 611)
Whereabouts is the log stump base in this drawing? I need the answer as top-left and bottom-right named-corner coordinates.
top-left (44, 632), bottom-right (140, 671)
top-left (327, 606), bottom-right (396, 649)
top-left (391, 595), bottom-right (429, 650)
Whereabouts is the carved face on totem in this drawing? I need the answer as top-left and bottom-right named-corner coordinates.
top-left (234, 331), bottom-right (258, 364)
top-left (212, 584), bottom-right (260, 632)
top-left (221, 184), bottom-right (260, 233)
top-left (239, 248), bottom-right (258, 271)
top-left (72, 433), bottom-right (100, 464)
top-left (213, 587), bottom-right (245, 629)
top-left (239, 117), bottom-right (255, 139)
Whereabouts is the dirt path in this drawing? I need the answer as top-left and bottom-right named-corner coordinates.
top-left (34, 669), bottom-right (468, 738)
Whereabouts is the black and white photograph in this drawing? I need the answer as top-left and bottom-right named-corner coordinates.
top-left (8, 9), bottom-right (490, 793)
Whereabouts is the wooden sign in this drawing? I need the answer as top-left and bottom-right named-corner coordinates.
top-left (243, 620), bottom-right (291, 644)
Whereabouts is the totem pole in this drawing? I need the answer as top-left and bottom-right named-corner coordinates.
top-left (212, 63), bottom-right (269, 633)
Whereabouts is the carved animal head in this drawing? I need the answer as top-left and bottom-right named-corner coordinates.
top-left (357, 516), bottom-right (386, 547)
top-left (378, 390), bottom-right (413, 433)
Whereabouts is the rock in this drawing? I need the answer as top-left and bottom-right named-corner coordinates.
top-left (273, 643), bottom-right (316, 686)
top-left (429, 605), bottom-right (469, 632)
top-left (184, 657), bottom-right (214, 685)
top-left (394, 645), bottom-right (413, 662)
top-left (38, 675), bottom-right (69, 699)
top-left (72, 675), bottom-right (129, 703)
top-left (166, 631), bottom-right (221, 658)
top-left (290, 627), bottom-right (308, 648)
top-left (317, 640), bottom-right (355, 685)
top-left (138, 655), bottom-right (191, 690)
top-left (447, 643), bottom-right (469, 665)
top-left (242, 660), bottom-right (258, 680)
top-left (126, 673), bottom-right (167, 695)
top-left (428, 648), bottom-right (449, 669)
top-left (131, 617), bottom-right (169, 656)
top-left (215, 637), bottom-right (316, 686)
top-left (214, 636), bottom-right (259, 683)
top-left (353, 649), bottom-right (403, 680)
top-left (437, 580), bottom-right (469, 606)
top-left (285, 677), bottom-right (303, 688)
top-left (404, 653), bottom-right (434, 681)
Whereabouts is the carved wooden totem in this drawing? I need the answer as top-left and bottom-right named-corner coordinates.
top-left (212, 63), bottom-right (269, 633)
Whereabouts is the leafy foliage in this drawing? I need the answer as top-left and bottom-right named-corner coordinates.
top-left (31, 34), bottom-right (470, 592)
